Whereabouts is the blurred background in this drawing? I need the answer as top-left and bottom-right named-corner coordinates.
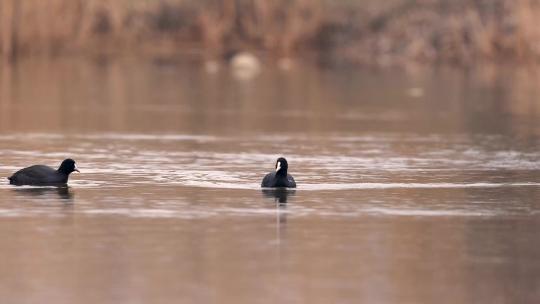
top-left (2, 0), bottom-right (540, 65)
top-left (1, 1), bottom-right (540, 304)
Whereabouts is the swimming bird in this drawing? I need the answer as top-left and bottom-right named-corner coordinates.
top-left (7, 159), bottom-right (79, 186)
top-left (261, 157), bottom-right (296, 188)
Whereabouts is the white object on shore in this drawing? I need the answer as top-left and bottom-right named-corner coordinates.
top-left (230, 52), bottom-right (261, 80)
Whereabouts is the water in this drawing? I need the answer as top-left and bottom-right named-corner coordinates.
top-left (1, 58), bottom-right (540, 303)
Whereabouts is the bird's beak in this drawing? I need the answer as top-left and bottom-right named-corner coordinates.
top-left (275, 162), bottom-right (281, 172)
top-left (74, 165), bottom-right (80, 173)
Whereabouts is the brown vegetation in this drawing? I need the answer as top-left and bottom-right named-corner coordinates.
top-left (336, 0), bottom-right (540, 65)
top-left (1, 0), bottom-right (540, 65)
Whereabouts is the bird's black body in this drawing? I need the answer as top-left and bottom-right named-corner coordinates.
top-left (261, 172), bottom-right (296, 188)
top-left (261, 157), bottom-right (296, 188)
top-left (8, 159), bottom-right (79, 186)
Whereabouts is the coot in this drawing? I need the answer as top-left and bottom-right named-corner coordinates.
top-left (261, 157), bottom-right (296, 188)
top-left (8, 159), bottom-right (79, 186)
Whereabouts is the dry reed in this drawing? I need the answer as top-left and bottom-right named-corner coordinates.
top-left (1, 0), bottom-right (540, 65)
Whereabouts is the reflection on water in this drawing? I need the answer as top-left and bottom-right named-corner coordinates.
top-left (12, 186), bottom-right (73, 201)
top-left (0, 58), bottom-right (540, 304)
top-left (262, 188), bottom-right (295, 205)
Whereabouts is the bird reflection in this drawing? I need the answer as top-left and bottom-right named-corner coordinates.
top-left (262, 188), bottom-right (295, 267)
top-left (12, 186), bottom-right (74, 201)
top-left (262, 188), bottom-right (295, 205)
top-left (262, 188), bottom-right (295, 227)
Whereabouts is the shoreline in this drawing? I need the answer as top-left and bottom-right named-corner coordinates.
top-left (2, 0), bottom-right (540, 67)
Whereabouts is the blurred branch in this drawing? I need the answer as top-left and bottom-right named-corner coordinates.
top-left (1, 0), bottom-right (20, 63)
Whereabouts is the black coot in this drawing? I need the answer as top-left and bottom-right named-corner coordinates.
top-left (261, 157), bottom-right (296, 188)
top-left (8, 159), bottom-right (79, 186)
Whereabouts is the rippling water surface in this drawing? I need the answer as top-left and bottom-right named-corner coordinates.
top-left (1, 59), bottom-right (540, 303)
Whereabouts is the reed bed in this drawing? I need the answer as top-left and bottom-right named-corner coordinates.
top-left (1, 0), bottom-right (540, 65)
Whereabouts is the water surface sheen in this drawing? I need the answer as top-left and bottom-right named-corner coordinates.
top-left (0, 59), bottom-right (540, 304)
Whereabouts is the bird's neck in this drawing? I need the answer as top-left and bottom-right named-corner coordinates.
top-left (57, 168), bottom-right (71, 175)
top-left (276, 170), bottom-right (287, 177)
